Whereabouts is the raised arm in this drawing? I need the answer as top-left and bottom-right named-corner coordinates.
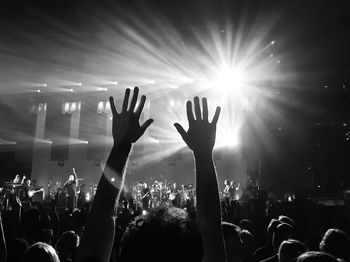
top-left (0, 210), bottom-right (6, 262)
top-left (75, 87), bottom-right (153, 262)
top-left (174, 96), bottom-right (226, 262)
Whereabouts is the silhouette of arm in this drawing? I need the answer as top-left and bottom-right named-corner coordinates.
top-left (0, 211), bottom-right (6, 262)
top-left (174, 97), bottom-right (226, 262)
top-left (75, 87), bottom-right (153, 262)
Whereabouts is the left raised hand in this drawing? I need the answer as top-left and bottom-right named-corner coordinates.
top-left (109, 87), bottom-right (153, 146)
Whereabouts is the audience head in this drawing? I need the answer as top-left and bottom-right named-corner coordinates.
top-left (278, 239), bottom-right (307, 262)
top-left (239, 219), bottom-right (253, 234)
top-left (240, 229), bottom-right (255, 260)
top-left (22, 242), bottom-right (60, 262)
top-left (120, 206), bottom-right (202, 262)
top-left (297, 251), bottom-right (338, 262)
top-left (273, 223), bottom-right (295, 253)
top-left (222, 222), bottom-right (244, 262)
top-left (6, 237), bottom-right (28, 262)
top-left (319, 228), bottom-right (350, 261)
top-left (55, 231), bottom-right (80, 262)
top-left (267, 219), bottom-right (282, 245)
top-left (278, 215), bottom-right (295, 227)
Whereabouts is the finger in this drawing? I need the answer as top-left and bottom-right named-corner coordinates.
top-left (129, 87), bottom-right (139, 112)
top-left (194, 96), bottom-right (201, 120)
top-left (135, 95), bottom-right (146, 118)
top-left (186, 100), bottom-right (195, 123)
top-left (140, 118), bottom-right (154, 133)
top-left (122, 88), bottom-right (131, 112)
top-left (202, 97), bottom-right (208, 122)
top-left (211, 106), bottom-right (221, 125)
top-left (174, 123), bottom-right (187, 140)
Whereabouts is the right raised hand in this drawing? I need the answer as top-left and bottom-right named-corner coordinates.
top-left (174, 96), bottom-right (221, 153)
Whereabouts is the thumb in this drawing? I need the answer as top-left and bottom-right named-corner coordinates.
top-left (140, 118), bottom-right (154, 133)
top-left (174, 123), bottom-right (187, 140)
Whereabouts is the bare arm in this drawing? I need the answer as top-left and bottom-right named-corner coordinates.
top-left (0, 211), bottom-right (6, 262)
top-left (75, 87), bottom-right (153, 262)
top-left (174, 97), bottom-right (226, 262)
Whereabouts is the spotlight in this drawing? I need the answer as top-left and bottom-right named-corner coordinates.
top-left (37, 89), bottom-right (41, 93)
top-left (97, 87), bottom-right (108, 91)
top-left (77, 82), bottom-right (82, 86)
top-left (271, 40), bottom-right (275, 45)
top-left (214, 66), bottom-right (247, 92)
top-left (43, 83), bottom-right (47, 87)
top-left (142, 210), bottom-right (147, 216)
top-left (111, 177), bottom-right (115, 182)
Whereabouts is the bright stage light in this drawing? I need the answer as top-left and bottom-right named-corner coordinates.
top-left (214, 66), bottom-right (248, 92)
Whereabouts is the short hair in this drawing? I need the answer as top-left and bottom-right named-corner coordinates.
top-left (278, 239), bottom-right (307, 262)
top-left (120, 206), bottom-right (202, 262)
top-left (319, 228), bottom-right (350, 261)
top-left (22, 242), bottom-right (60, 262)
top-left (267, 219), bottom-right (282, 244)
top-left (55, 231), bottom-right (80, 261)
top-left (297, 251), bottom-right (338, 262)
top-left (273, 223), bottom-right (295, 252)
top-left (278, 215), bottom-right (295, 227)
top-left (222, 222), bottom-right (244, 262)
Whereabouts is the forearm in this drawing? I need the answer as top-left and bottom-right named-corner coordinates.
top-left (194, 151), bottom-right (225, 262)
top-left (0, 214), bottom-right (7, 262)
top-left (76, 144), bottom-right (131, 262)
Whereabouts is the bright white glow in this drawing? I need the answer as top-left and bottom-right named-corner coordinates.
top-left (105, 101), bottom-right (111, 112)
top-left (111, 177), bottom-right (115, 182)
top-left (142, 210), bottom-right (147, 216)
top-left (69, 89), bottom-right (74, 92)
top-left (63, 103), bottom-right (70, 113)
top-left (271, 40), bottom-right (275, 45)
top-left (70, 102), bottom-right (77, 112)
top-left (43, 83), bottom-right (47, 87)
top-left (97, 101), bottom-right (104, 114)
top-left (77, 82), bottom-right (82, 86)
top-left (214, 66), bottom-right (247, 92)
top-left (98, 87), bottom-right (108, 91)
top-left (85, 192), bottom-right (91, 202)
top-left (37, 89), bottom-right (41, 93)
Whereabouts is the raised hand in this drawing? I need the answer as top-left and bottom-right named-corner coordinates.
top-left (109, 87), bottom-right (153, 146)
top-left (174, 96), bottom-right (221, 153)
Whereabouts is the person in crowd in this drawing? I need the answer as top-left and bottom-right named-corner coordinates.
top-left (260, 223), bottom-right (295, 262)
top-left (22, 242), bottom-right (60, 262)
top-left (75, 87), bottom-right (225, 262)
top-left (254, 219), bottom-right (282, 262)
top-left (222, 221), bottom-right (244, 262)
top-left (241, 229), bottom-right (255, 262)
top-left (319, 228), bottom-right (350, 262)
top-left (278, 239), bottom-right (307, 262)
top-left (55, 230), bottom-right (80, 262)
top-left (297, 251), bottom-right (338, 262)
top-left (278, 216), bottom-right (295, 227)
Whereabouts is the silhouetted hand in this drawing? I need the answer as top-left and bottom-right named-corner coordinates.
top-left (109, 87), bottom-right (153, 146)
top-left (174, 96), bottom-right (221, 153)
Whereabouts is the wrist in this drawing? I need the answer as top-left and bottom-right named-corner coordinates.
top-left (193, 150), bottom-right (213, 160)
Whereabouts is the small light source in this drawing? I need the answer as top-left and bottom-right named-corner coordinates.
top-left (37, 89), bottom-right (41, 93)
top-left (142, 210), bottom-right (147, 216)
top-left (111, 177), bottom-right (115, 182)
top-left (111, 81), bottom-right (118, 85)
top-left (85, 192), bottom-right (91, 202)
top-left (43, 83), bottom-right (47, 87)
top-left (77, 82), bottom-right (82, 86)
top-left (271, 40), bottom-right (275, 45)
